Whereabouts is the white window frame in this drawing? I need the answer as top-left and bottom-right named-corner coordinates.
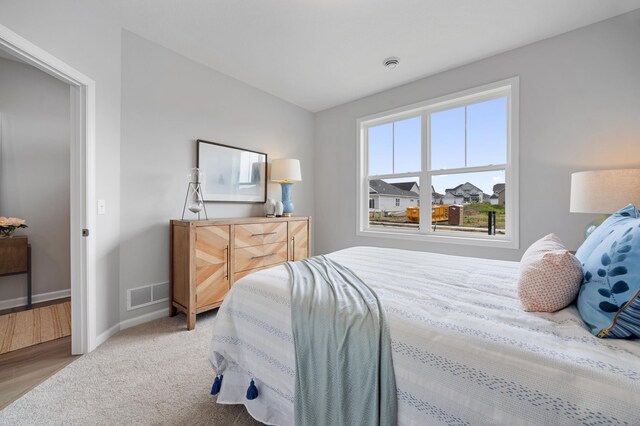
top-left (356, 77), bottom-right (519, 249)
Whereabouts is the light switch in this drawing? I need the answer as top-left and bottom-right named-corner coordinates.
top-left (98, 199), bottom-right (106, 215)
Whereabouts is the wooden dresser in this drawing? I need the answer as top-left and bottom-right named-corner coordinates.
top-left (170, 216), bottom-right (311, 329)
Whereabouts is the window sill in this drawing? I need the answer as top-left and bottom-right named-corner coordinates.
top-left (356, 228), bottom-right (519, 249)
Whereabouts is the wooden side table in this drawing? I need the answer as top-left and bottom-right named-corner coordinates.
top-left (0, 236), bottom-right (32, 309)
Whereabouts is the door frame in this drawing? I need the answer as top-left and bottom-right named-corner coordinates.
top-left (0, 24), bottom-right (96, 354)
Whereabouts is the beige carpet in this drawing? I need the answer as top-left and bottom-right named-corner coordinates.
top-left (0, 301), bottom-right (71, 354)
top-left (0, 310), bottom-right (262, 425)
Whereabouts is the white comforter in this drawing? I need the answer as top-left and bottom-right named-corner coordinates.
top-left (209, 246), bottom-right (640, 425)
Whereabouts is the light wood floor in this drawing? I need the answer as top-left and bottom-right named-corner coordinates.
top-left (0, 335), bottom-right (77, 409)
top-left (0, 298), bottom-right (77, 409)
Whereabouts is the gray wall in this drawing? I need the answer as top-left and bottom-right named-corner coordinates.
top-left (0, 57), bottom-right (70, 303)
top-left (0, 0), bottom-right (123, 334)
top-left (314, 11), bottom-right (640, 261)
top-left (2, 2), bottom-right (639, 340)
top-left (119, 32), bottom-right (315, 321)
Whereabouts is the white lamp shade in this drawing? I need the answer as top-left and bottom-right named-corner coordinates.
top-left (271, 159), bottom-right (302, 182)
top-left (570, 169), bottom-right (640, 214)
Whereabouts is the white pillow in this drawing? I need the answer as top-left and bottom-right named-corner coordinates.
top-left (518, 234), bottom-right (583, 312)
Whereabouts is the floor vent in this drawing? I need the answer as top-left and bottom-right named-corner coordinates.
top-left (127, 282), bottom-right (169, 311)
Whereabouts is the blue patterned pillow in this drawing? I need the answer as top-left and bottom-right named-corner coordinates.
top-left (575, 204), bottom-right (639, 264)
top-left (577, 206), bottom-right (640, 338)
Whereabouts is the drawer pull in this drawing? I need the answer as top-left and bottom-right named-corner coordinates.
top-left (251, 232), bottom-right (277, 237)
top-left (224, 246), bottom-right (229, 279)
top-left (251, 253), bottom-right (276, 259)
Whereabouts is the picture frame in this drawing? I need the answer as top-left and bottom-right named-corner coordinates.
top-left (196, 139), bottom-right (267, 203)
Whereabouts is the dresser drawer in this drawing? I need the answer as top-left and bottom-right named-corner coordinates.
top-left (234, 263), bottom-right (284, 282)
top-left (235, 241), bottom-right (288, 272)
top-left (234, 222), bottom-right (287, 248)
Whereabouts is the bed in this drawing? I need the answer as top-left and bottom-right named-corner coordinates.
top-left (209, 246), bottom-right (640, 425)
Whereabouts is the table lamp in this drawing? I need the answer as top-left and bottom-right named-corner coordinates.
top-left (570, 168), bottom-right (640, 238)
top-left (182, 167), bottom-right (208, 220)
top-left (271, 159), bottom-right (302, 217)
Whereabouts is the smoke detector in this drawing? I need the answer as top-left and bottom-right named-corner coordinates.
top-left (383, 57), bottom-right (400, 69)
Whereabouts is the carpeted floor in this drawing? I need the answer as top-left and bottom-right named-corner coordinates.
top-left (0, 310), bottom-right (262, 425)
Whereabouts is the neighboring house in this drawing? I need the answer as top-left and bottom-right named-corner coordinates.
top-left (369, 180), bottom-right (419, 211)
top-left (432, 186), bottom-right (444, 204)
top-left (389, 182), bottom-right (444, 204)
top-left (443, 182), bottom-right (488, 204)
top-left (390, 181), bottom-right (420, 194)
top-left (490, 183), bottom-right (506, 206)
top-left (442, 191), bottom-right (464, 205)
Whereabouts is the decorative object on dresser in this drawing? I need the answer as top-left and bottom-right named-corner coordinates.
top-left (570, 168), bottom-right (640, 238)
top-left (271, 159), bottom-right (302, 217)
top-left (181, 168), bottom-right (208, 220)
top-left (197, 139), bottom-right (267, 203)
top-left (170, 216), bottom-right (311, 329)
top-left (0, 236), bottom-right (32, 309)
top-left (265, 198), bottom-right (276, 217)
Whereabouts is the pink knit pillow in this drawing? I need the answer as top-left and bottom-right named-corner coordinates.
top-left (518, 234), bottom-right (583, 312)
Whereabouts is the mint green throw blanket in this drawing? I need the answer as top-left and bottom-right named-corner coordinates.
top-left (286, 256), bottom-right (397, 426)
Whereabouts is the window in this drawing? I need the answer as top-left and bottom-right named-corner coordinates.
top-left (357, 78), bottom-right (519, 248)
top-left (369, 199), bottom-right (374, 209)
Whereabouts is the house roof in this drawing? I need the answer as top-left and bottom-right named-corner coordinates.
top-left (493, 183), bottom-right (505, 194)
top-left (369, 180), bottom-right (418, 197)
top-left (391, 182), bottom-right (419, 192)
top-left (445, 182), bottom-right (483, 194)
top-left (431, 185), bottom-right (443, 197)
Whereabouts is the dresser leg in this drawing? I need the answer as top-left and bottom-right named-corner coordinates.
top-left (187, 311), bottom-right (196, 330)
top-left (170, 305), bottom-right (177, 317)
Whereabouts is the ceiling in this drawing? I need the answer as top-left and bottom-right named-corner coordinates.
top-left (114, 0), bottom-right (640, 112)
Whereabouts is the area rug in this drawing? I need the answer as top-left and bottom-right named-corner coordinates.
top-left (0, 301), bottom-right (71, 354)
top-left (0, 310), bottom-right (262, 425)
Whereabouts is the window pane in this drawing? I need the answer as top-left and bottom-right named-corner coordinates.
top-left (369, 177), bottom-right (420, 230)
top-left (393, 116), bottom-right (421, 173)
top-left (430, 106), bottom-right (465, 170)
top-left (467, 97), bottom-right (507, 167)
top-left (431, 170), bottom-right (506, 236)
top-left (368, 123), bottom-right (392, 175)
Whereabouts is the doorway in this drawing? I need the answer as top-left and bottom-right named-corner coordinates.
top-left (0, 48), bottom-right (72, 354)
top-left (0, 24), bottom-right (96, 356)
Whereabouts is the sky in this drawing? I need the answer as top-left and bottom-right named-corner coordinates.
top-left (369, 96), bottom-right (507, 195)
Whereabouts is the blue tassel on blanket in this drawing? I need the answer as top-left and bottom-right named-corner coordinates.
top-left (246, 379), bottom-right (259, 400)
top-left (210, 374), bottom-right (223, 395)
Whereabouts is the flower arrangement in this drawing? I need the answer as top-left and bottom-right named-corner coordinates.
top-left (0, 217), bottom-right (28, 238)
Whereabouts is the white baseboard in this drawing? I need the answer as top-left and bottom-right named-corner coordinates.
top-left (95, 307), bottom-right (171, 348)
top-left (0, 288), bottom-right (71, 311)
top-left (95, 322), bottom-right (120, 347)
top-left (120, 307), bottom-right (171, 331)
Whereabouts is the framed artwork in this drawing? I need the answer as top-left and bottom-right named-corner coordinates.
top-left (196, 140), bottom-right (267, 203)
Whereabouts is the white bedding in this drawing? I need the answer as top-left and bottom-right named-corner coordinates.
top-left (209, 246), bottom-right (640, 425)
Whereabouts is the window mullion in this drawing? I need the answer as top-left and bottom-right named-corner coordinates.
top-left (420, 111), bottom-right (430, 235)
top-left (392, 122), bottom-right (395, 174)
top-left (464, 106), bottom-right (468, 167)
